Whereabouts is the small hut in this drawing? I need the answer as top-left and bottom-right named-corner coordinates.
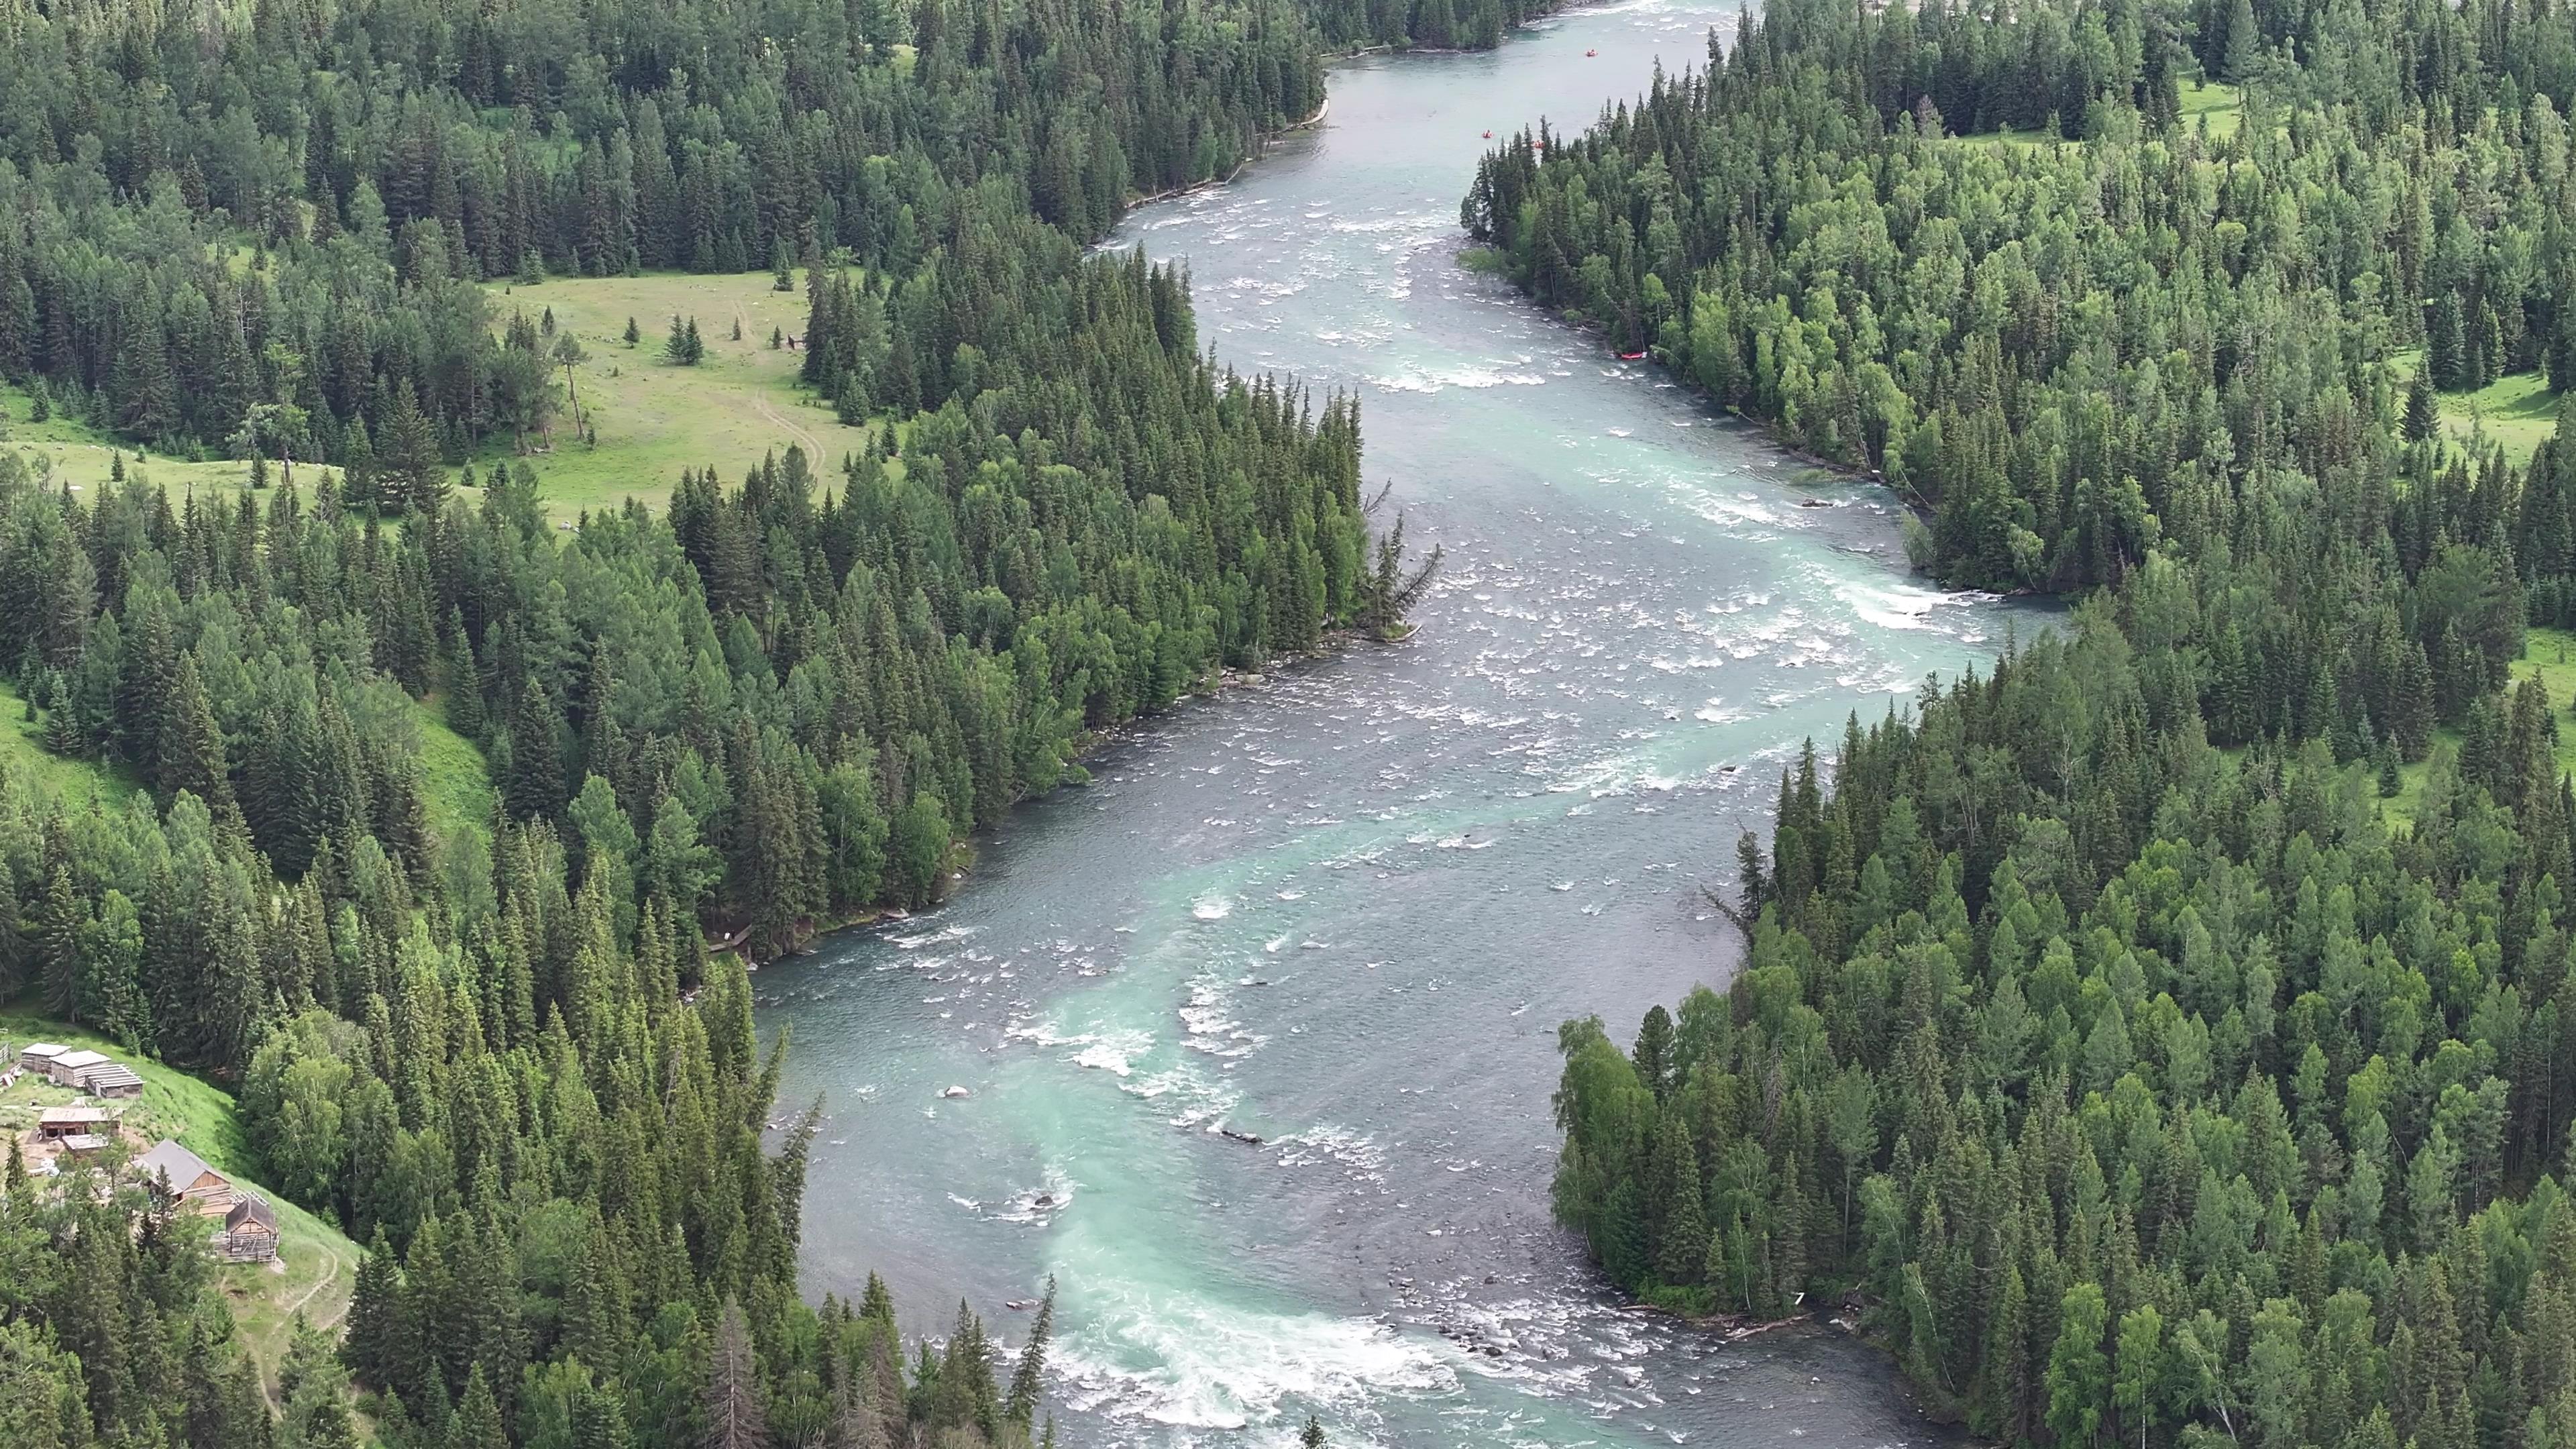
top-left (36, 1105), bottom-right (116, 1142)
top-left (218, 1195), bottom-right (279, 1263)
top-left (17, 1042), bottom-right (68, 1073)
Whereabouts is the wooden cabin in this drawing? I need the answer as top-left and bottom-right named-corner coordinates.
top-left (133, 1139), bottom-right (234, 1214)
top-left (17, 1042), bottom-right (68, 1073)
top-left (46, 1049), bottom-right (109, 1088)
top-left (36, 1105), bottom-right (116, 1142)
top-left (218, 1195), bottom-right (279, 1263)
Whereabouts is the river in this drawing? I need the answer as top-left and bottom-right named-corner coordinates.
top-left (757, 3), bottom-right (2041, 1444)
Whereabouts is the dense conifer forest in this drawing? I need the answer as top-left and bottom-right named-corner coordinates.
top-left (1533, 3), bottom-right (2576, 1449)
top-left (0, 0), bottom-right (1453, 1446)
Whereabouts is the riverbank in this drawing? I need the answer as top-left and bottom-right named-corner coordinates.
top-left (746, 621), bottom-right (1410, 962)
top-left (1124, 96), bottom-right (1332, 209)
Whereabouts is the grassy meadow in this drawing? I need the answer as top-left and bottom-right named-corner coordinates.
top-left (2376, 625), bottom-right (2576, 824)
top-left (477, 268), bottom-right (884, 521)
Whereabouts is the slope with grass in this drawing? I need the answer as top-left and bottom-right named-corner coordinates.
top-left (413, 698), bottom-right (494, 844)
top-left (0, 1009), bottom-right (360, 1403)
top-left (477, 270), bottom-right (885, 523)
top-left (0, 678), bottom-right (141, 807)
top-left (2375, 624), bottom-right (2576, 822)
top-left (2, 383), bottom-right (252, 500)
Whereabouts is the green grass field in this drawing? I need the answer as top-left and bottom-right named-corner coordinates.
top-left (2434, 367), bottom-right (2559, 464)
top-left (0, 678), bottom-right (142, 808)
top-left (1, 383), bottom-right (252, 501)
top-left (2392, 349), bottom-right (2561, 466)
top-left (0, 1009), bottom-right (360, 1405)
top-left (476, 269), bottom-right (884, 522)
top-left (2180, 80), bottom-right (2245, 139)
top-left (3, 270), bottom-right (880, 529)
top-left (2377, 625), bottom-right (2576, 823)
top-left (415, 696), bottom-right (494, 843)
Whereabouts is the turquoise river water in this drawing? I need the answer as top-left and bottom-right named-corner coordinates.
top-left (759, 4), bottom-right (2043, 1444)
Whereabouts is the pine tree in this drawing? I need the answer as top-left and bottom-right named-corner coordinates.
top-left (451, 1364), bottom-right (508, 1449)
top-left (2405, 368), bottom-right (2440, 443)
top-left (342, 1232), bottom-right (402, 1389)
top-left (1006, 1277), bottom-right (1055, 1426)
top-left (624, 316), bottom-right (641, 347)
top-left (160, 652), bottom-right (238, 820)
top-left (380, 380), bottom-right (442, 517)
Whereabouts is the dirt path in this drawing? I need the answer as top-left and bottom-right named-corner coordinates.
top-left (749, 394), bottom-right (828, 462)
top-left (291, 1240), bottom-right (349, 1327)
top-left (255, 1240), bottom-right (349, 1413)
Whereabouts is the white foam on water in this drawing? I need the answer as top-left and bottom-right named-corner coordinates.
top-left (1193, 894), bottom-right (1234, 921)
top-left (886, 922), bottom-right (974, 950)
top-left (1831, 575), bottom-right (1962, 632)
top-left (1054, 1287), bottom-right (1458, 1432)
top-left (1072, 1028), bottom-right (1157, 1077)
top-left (1120, 1059), bottom-right (1240, 1128)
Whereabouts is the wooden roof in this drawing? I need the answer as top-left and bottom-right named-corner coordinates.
top-left (38, 1105), bottom-right (115, 1125)
top-left (224, 1195), bottom-right (277, 1234)
top-left (134, 1139), bottom-right (221, 1188)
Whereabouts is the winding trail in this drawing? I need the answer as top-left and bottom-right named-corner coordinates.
top-left (749, 393), bottom-right (828, 463)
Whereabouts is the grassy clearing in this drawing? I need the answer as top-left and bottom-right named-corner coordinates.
top-left (2438, 367), bottom-right (2559, 464)
top-left (2377, 625), bottom-right (2576, 824)
top-left (477, 269), bottom-right (885, 523)
top-left (1953, 81), bottom-right (2243, 148)
top-left (0, 678), bottom-right (142, 808)
top-left (413, 696), bottom-right (494, 843)
top-left (4, 269), bottom-right (875, 527)
top-left (1, 383), bottom-right (251, 501)
top-left (2180, 80), bottom-right (2244, 139)
top-left (2392, 349), bottom-right (2561, 466)
top-left (0, 1008), bottom-right (361, 1403)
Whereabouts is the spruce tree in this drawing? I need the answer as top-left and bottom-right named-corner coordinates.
top-left (159, 652), bottom-right (238, 821)
top-left (2404, 368), bottom-right (2440, 443)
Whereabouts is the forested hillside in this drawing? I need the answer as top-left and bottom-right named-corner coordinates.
top-left (1466, 0), bottom-right (2576, 596)
top-left (1539, 3), bottom-right (2576, 1449)
top-left (1304, 0), bottom-right (1564, 52)
top-left (0, 1), bottom-right (1444, 1446)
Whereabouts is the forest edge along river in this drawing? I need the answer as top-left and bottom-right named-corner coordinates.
top-left (759, 3), bottom-right (2044, 1444)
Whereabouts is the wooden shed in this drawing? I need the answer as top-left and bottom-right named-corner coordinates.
top-left (46, 1049), bottom-right (109, 1088)
top-left (133, 1139), bottom-right (235, 1214)
top-left (218, 1195), bottom-right (279, 1263)
top-left (36, 1105), bottom-right (116, 1142)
